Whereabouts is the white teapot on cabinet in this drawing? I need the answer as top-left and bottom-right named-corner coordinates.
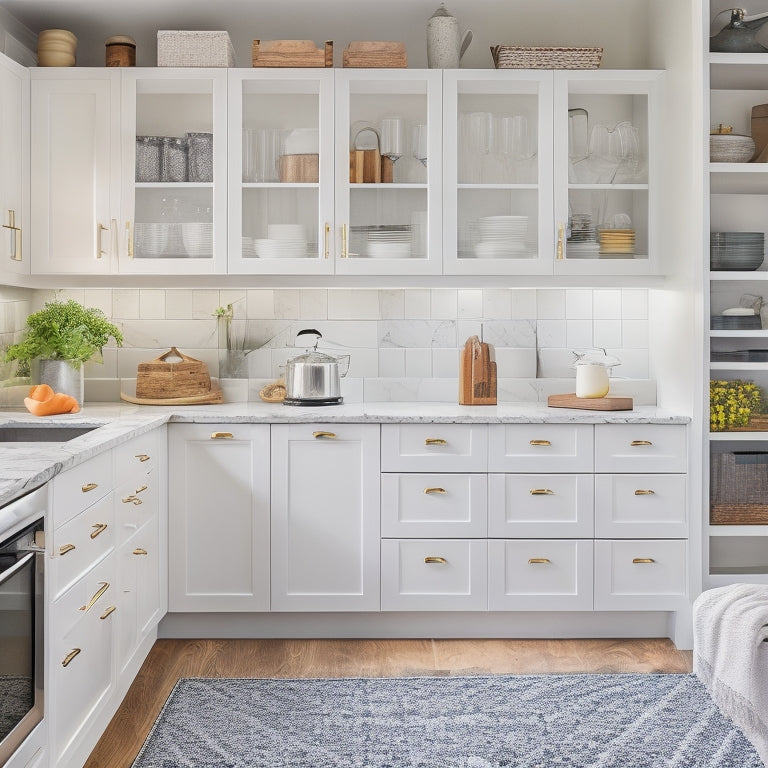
top-left (426, 3), bottom-right (473, 68)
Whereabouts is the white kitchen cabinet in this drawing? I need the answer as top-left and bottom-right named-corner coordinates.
top-left (271, 423), bottom-right (380, 611)
top-left (30, 69), bottom-right (120, 274)
top-left (0, 53), bottom-right (29, 276)
top-left (488, 423), bottom-right (593, 473)
top-left (168, 424), bottom-right (270, 612)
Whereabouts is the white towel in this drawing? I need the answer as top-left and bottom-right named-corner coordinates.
top-left (693, 583), bottom-right (768, 764)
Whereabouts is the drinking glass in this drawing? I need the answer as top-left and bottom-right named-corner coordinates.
top-left (380, 117), bottom-right (405, 163)
top-left (412, 124), bottom-right (428, 167)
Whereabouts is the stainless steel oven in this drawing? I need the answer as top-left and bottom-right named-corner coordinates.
top-left (0, 485), bottom-right (46, 767)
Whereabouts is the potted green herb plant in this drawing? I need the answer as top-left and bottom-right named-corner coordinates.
top-left (4, 299), bottom-right (123, 405)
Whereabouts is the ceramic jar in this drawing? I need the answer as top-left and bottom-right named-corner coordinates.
top-left (37, 29), bottom-right (77, 67)
top-left (426, 3), bottom-right (473, 69)
top-left (105, 35), bottom-right (136, 66)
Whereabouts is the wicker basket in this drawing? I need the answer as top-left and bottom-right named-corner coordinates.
top-left (491, 45), bottom-right (603, 70)
top-left (136, 347), bottom-right (212, 399)
top-left (710, 451), bottom-right (768, 524)
top-left (157, 31), bottom-right (235, 67)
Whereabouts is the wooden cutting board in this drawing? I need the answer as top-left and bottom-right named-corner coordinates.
top-left (547, 393), bottom-right (634, 411)
top-left (459, 336), bottom-right (497, 405)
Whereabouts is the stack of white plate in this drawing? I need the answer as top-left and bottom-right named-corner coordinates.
top-left (255, 223), bottom-right (309, 259)
top-left (134, 223), bottom-right (169, 257)
top-left (473, 215), bottom-right (529, 257)
top-left (242, 236), bottom-right (256, 258)
top-left (710, 232), bottom-right (765, 271)
top-left (181, 223), bottom-right (212, 257)
top-left (367, 227), bottom-right (412, 258)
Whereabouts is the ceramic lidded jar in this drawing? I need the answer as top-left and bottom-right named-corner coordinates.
top-left (37, 29), bottom-right (77, 66)
top-left (572, 350), bottom-right (621, 399)
top-left (426, 3), bottom-right (473, 69)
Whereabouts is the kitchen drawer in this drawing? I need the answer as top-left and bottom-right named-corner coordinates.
top-left (114, 469), bottom-right (156, 546)
top-left (381, 424), bottom-right (488, 473)
top-left (50, 492), bottom-right (114, 599)
top-left (381, 473), bottom-right (487, 538)
top-left (488, 473), bottom-right (594, 538)
top-left (52, 449), bottom-right (112, 528)
top-left (487, 424), bottom-right (593, 473)
top-left (381, 538), bottom-right (487, 611)
top-left (594, 474), bottom-right (687, 538)
top-left (114, 429), bottom-right (159, 485)
top-left (594, 424), bottom-right (686, 473)
top-left (594, 539), bottom-right (687, 610)
top-left (488, 539), bottom-right (593, 611)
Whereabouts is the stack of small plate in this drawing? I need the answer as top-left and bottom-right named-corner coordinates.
top-left (472, 215), bottom-right (529, 258)
top-left (366, 226), bottom-right (412, 258)
top-left (598, 228), bottom-right (636, 257)
top-left (566, 213), bottom-right (599, 258)
top-left (710, 232), bottom-right (765, 271)
top-left (255, 223), bottom-right (309, 259)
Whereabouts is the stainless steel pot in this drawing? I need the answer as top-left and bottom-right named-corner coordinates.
top-left (283, 329), bottom-right (350, 406)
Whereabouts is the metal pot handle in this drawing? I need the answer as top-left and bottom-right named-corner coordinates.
top-left (296, 328), bottom-right (322, 349)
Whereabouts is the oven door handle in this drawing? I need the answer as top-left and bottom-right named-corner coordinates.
top-left (0, 551), bottom-right (34, 586)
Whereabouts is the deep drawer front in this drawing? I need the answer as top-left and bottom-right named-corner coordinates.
top-left (52, 449), bottom-right (112, 528)
top-left (488, 539), bottom-right (594, 611)
top-left (488, 424), bottom-right (593, 473)
top-left (113, 429), bottom-right (158, 486)
top-left (593, 539), bottom-right (687, 610)
top-left (488, 474), bottom-right (594, 538)
top-left (381, 473), bottom-right (487, 538)
top-left (381, 424), bottom-right (488, 472)
top-left (594, 424), bottom-right (687, 473)
top-left (115, 469), bottom-right (157, 546)
top-left (594, 474), bottom-right (687, 538)
top-left (381, 539), bottom-right (487, 611)
top-left (50, 492), bottom-right (114, 600)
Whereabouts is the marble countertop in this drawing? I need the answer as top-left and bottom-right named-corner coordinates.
top-left (0, 401), bottom-right (690, 507)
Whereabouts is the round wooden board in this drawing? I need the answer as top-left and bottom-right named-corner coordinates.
top-left (120, 381), bottom-right (223, 405)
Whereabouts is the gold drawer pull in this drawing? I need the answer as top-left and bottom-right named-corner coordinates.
top-left (61, 648), bottom-right (81, 667)
top-left (530, 489), bottom-right (554, 495)
top-left (135, 454), bottom-right (150, 462)
top-left (211, 432), bottom-right (233, 439)
top-left (424, 487), bottom-right (447, 495)
top-left (424, 556), bottom-right (447, 564)
top-left (425, 438), bottom-right (447, 446)
top-left (80, 582), bottom-right (109, 612)
top-left (630, 440), bottom-right (652, 447)
top-left (133, 548), bottom-right (148, 556)
top-left (99, 606), bottom-right (116, 620)
top-left (59, 543), bottom-right (75, 556)
top-left (632, 558), bottom-right (655, 564)
top-left (122, 494), bottom-right (142, 505)
top-left (90, 523), bottom-right (108, 539)
top-left (81, 482), bottom-right (98, 493)
top-left (528, 558), bottom-right (551, 564)
top-left (634, 489), bottom-right (656, 496)
top-left (529, 440), bottom-right (551, 447)
top-left (313, 431), bottom-right (337, 439)
top-left (135, 485), bottom-right (148, 494)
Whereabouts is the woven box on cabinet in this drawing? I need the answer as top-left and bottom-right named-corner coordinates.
top-left (157, 31), bottom-right (235, 67)
top-left (491, 45), bottom-right (603, 70)
top-left (710, 451), bottom-right (768, 524)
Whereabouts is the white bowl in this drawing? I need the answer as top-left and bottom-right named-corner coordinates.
top-left (267, 223), bottom-right (306, 241)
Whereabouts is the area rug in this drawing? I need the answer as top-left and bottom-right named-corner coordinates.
top-left (131, 675), bottom-right (765, 768)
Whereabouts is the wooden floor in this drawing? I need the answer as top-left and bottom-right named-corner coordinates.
top-left (84, 637), bottom-right (693, 768)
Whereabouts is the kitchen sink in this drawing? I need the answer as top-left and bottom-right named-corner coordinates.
top-left (0, 425), bottom-right (100, 442)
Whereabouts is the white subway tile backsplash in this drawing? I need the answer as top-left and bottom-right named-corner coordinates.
top-left (84, 289), bottom-right (112, 317)
top-left (536, 289), bottom-right (566, 319)
top-left (497, 378), bottom-right (541, 402)
top-left (118, 319), bottom-right (218, 350)
top-left (592, 319), bottom-right (622, 349)
top-left (165, 290), bottom-right (193, 320)
top-left (622, 289), bottom-right (648, 320)
top-left (494, 347), bottom-right (537, 379)
top-left (219, 290), bottom-right (247, 312)
top-left (606, 348), bottom-right (649, 379)
top-left (622, 319), bottom-right (649, 349)
top-left (537, 348), bottom-right (577, 378)
top-left (378, 348), bottom-right (406, 378)
top-left (378, 290), bottom-right (405, 320)
top-left (192, 290), bottom-right (220, 320)
top-left (509, 290), bottom-right (537, 319)
top-left (457, 289), bottom-right (483, 319)
top-left (565, 289), bottom-right (592, 319)
top-left (380, 320), bottom-right (457, 349)
top-left (482, 320), bottom-right (536, 348)
top-left (432, 348), bottom-right (458, 378)
top-left (274, 289), bottom-right (301, 319)
top-left (140, 289), bottom-right (166, 320)
top-left (566, 319), bottom-right (593, 349)
top-left (405, 348), bottom-right (432, 377)
top-left (328, 289), bottom-right (379, 320)
top-left (404, 289), bottom-right (430, 319)
top-left (431, 289), bottom-right (458, 319)
top-left (245, 348), bottom-right (272, 378)
top-left (483, 289), bottom-right (511, 320)
top-left (300, 289), bottom-right (328, 320)
top-left (295, 320), bottom-right (378, 349)
top-left (536, 319), bottom-right (566, 348)
top-left (593, 289), bottom-right (622, 320)
top-left (113, 289), bottom-right (140, 319)
top-left (84, 378), bottom-right (121, 403)
top-left (345, 348), bottom-right (379, 378)
top-left (457, 320), bottom-right (482, 342)
top-left (84, 347), bottom-right (118, 379)
top-left (247, 290), bottom-right (275, 319)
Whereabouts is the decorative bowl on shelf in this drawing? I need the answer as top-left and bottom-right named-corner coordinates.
top-left (709, 127), bottom-right (755, 163)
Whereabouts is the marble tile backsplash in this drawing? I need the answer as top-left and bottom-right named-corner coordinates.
top-left (0, 287), bottom-right (652, 403)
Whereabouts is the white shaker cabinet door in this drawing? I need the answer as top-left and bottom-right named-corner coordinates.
top-left (168, 424), bottom-right (270, 612)
top-left (271, 423), bottom-right (380, 611)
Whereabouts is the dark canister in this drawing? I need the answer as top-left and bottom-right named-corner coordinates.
top-left (105, 35), bottom-right (136, 66)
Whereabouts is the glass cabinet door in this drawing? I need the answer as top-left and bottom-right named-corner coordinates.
top-left (334, 69), bottom-right (442, 275)
top-left (228, 70), bottom-right (334, 275)
top-left (554, 71), bottom-right (662, 276)
top-left (119, 70), bottom-right (227, 274)
top-left (443, 70), bottom-right (554, 275)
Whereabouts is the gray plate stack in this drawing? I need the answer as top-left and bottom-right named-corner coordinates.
top-left (710, 231), bottom-right (765, 271)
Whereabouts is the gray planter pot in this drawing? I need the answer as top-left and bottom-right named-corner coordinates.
top-left (39, 359), bottom-right (84, 406)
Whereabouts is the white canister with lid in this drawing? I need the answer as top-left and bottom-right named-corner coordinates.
top-left (573, 350), bottom-right (621, 398)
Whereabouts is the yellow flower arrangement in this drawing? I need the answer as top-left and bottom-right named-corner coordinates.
top-left (710, 379), bottom-right (762, 431)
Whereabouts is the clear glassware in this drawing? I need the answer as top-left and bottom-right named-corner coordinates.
top-left (380, 117), bottom-right (405, 163)
top-left (412, 124), bottom-right (428, 167)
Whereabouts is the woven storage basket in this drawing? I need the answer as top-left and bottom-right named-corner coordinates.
top-left (157, 31), bottom-right (235, 67)
top-left (710, 451), bottom-right (768, 524)
top-left (491, 45), bottom-right (603, 70)
top-left (136, 347), bottom-right (211, 399)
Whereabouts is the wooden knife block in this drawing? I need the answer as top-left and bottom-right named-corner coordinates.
top-left (349, 149), bottom-right (382, 183)
top-left (459, 336), bottom-right (497, 405)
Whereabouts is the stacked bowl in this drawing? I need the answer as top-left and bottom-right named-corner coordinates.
top-left (710, 232), bottom-right (764, 271)
top-left (472, 215), bottom-right (528, 258)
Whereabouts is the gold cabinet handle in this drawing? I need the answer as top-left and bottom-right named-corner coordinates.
top-left (135, 485), bottom-right (148, 494)
top-left (80, 582), bottom-right (109, 612)
top-left (99, 606), bottom-right (116, 620)
top-left (528, 558), bottom-right (551, 564)
top-left (135, 454), bottom-right (150, 462)
top-left (556, 222), bottom-right (565, 260)
top-left (81, 482), bottom-right (98, 493)
top-left (530, 489), bottom-right (554, 495)
top-left (122, 494), bottom-right (142, 505)
top-left (125, 220), bottom-right (134, 258)
top-left (211, 432), bottom-right (233, 439)
top-left (59, 543), bottom-right (76, 556)
top-left (424, 487), bottom-right (447, 494)
top-left (96, 222), bottom-right (108, 259)
top-left (634, 489), bottom-right (656, 496)
top-left (133, 548), bottom-right (148, 556)
top-left (3, 209), bottom-right (22, 261)
top-left (424, 438), bottom-right (447, 446)
top-left (89, 523), bottom-right (108, 539)
top-left (530, 440), bottom-right (551, 447)
top-left (424, 556), bottom-right (447, 564)
top-left (324, 222), bottom-right (330, 259)
top-left (313, 431), bottom-right (337, 439)
top-left (341, 223), bottom-right (348, 258)
top-left (632, 558), bottom-right (655, 564)
top-left (630, 440), bottom-right (653, 446)
top-left (61, 648), bottom-right (81, 667)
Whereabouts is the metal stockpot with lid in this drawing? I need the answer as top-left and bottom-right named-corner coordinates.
top-left (283, 329), bottom-right (350, 406)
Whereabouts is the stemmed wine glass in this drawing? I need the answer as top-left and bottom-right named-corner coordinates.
top-left (412, 124), bottom-right (428, 167)
top-left (380, 117), bottom-right (405, 164)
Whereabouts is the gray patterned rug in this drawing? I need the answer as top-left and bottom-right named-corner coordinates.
top-left (131, 675), bottom-right (764, 768)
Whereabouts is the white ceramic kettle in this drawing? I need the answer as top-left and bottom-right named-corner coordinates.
top-left (426, 3), bottom-right (473, 69)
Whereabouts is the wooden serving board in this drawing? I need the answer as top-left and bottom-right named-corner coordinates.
top-left (252, 40), bottom-right (333, 68)
top-left (547, 393), bottom-right (633, 411)
top-left (120, 381), bottom-right (223, 406)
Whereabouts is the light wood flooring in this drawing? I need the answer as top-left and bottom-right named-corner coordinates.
top-left (84, 638), bottom-right (693, 768)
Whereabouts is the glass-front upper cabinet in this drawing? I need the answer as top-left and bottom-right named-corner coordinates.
top-left (443, 70), bottom-right (554, 275)
top-left (334, 69), bottom-right (442, 275)
top-left (228, 70), bottom-right (334, 275)
top-left (119, 69), bottom-right (227, 274)
top-left (554, 71), bottom-right (663, 276)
